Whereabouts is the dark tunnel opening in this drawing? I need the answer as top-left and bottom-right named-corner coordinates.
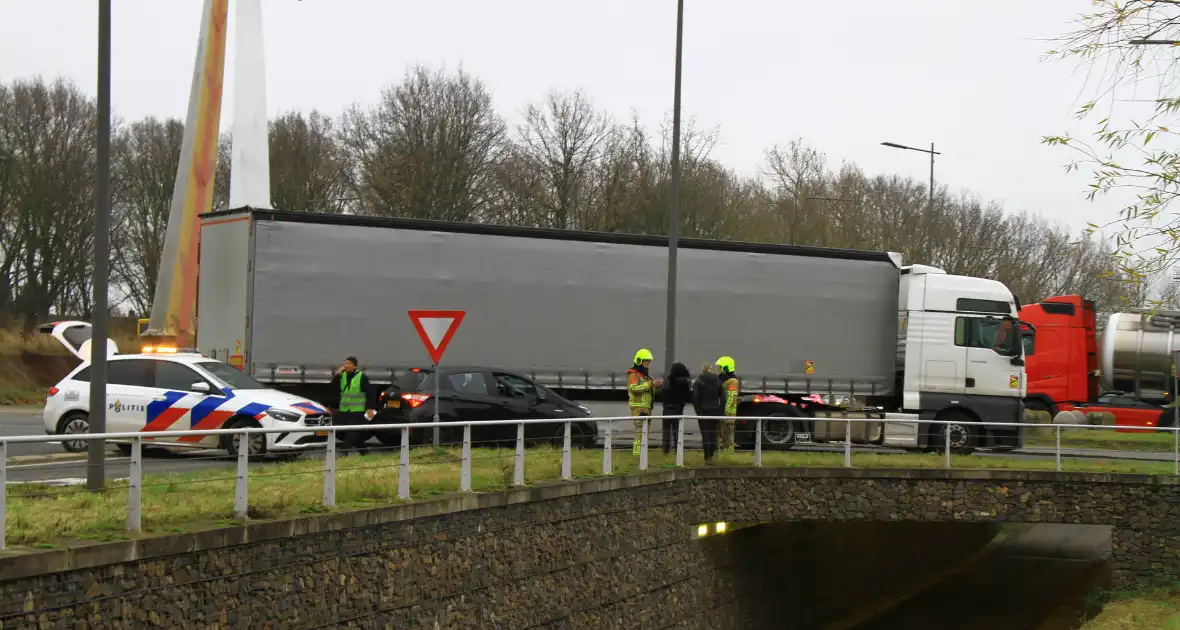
top-left (693, 520), bottom-right (1112, 630)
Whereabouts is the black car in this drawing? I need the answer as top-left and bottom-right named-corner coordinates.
top-left (373, 367), bottom-right (596, 447)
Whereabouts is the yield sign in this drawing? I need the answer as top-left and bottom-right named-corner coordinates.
top-left (408, 310), bottom-right (466, 364)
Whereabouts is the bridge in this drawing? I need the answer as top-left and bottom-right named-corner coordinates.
top-left (0, 466), bottom-right (1172, 628)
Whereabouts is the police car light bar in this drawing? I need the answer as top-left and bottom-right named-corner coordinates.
top-left (142, 345), bottom-right (202, 355)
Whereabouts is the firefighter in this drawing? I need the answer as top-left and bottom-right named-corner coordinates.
top-left (331, 356), bottom-right (376, 456)
top-left (717, 356), bottom-right (740, 455)
top-left (628, 349), bottom-right (661, 455)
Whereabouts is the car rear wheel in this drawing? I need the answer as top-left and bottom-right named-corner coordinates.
top-left (56, 412), bottom-right (90, 453)
top-left (375, 430), bottom-right (402, 447)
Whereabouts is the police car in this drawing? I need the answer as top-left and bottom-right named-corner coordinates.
top-left (40, 321), bottom-right (331, 456)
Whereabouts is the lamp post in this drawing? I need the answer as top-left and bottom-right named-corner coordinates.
top-left (664, 0), bottom-right (684, 371)
top-left (881, 141), bottom-right (940, 217)
top-left (88, 0), bottom-right (112, 491)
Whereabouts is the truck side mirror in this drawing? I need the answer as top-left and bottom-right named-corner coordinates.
top-left (1010, 357), bottom-right (1025, 367)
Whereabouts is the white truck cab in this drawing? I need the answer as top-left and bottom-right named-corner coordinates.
top-left (895, 265), bottom-right (1025, 449)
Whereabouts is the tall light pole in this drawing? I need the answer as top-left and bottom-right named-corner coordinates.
top-left (664, 0), bottom-right (684, 372)
top-left (88, 0), bottom-right (112, 491)
top-left (881, 141), bottom-right (940, 217)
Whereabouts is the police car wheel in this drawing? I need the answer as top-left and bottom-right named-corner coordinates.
top-left (225, 418), bottom-right (267, 458)
top-left (56, 412), bottom-right (90, 453)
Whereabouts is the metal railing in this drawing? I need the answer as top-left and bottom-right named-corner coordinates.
top-left (1, 414), bottom-right (1175, 550)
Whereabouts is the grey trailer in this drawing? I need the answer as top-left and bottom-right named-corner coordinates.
top-left (196, 209), bottom-right (902, 400)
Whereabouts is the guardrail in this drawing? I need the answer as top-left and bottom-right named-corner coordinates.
top-left (1, 414), bottom-right (1177, 550)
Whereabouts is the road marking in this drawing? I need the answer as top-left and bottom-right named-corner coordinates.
top-left (6, 458), bottom-right (129, 470)
top-left (7, 477), bottom-right (129, 487)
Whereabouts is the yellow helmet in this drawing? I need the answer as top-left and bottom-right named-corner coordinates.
top-left (716, 356), bottom-right (735, 372)
top-left (634, 348), bottom-right (655, 364)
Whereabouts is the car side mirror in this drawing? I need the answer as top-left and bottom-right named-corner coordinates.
top-left (191, 381), bottom-right (212, 394)
top-left (1010, 357), bottom-right (1025, 367)
top-left (536, 389), bottom-right (547, 403)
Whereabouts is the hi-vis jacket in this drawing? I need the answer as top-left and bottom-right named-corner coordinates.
top-left (627, 369), bottom-right (655, 410)
top-left (721, 374), bottom-right (740, 417)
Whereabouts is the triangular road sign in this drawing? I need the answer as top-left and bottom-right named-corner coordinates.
top-left (408, 310), bottom-right (466, 364)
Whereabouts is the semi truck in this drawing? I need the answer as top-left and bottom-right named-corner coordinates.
top-left (193, 208), bottom-right (1027, 452)
top-left (1021, 294), bottom-right (1175, 428)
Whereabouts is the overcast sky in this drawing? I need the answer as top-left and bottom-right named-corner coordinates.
top-left (0, 1), bottom-right (1129, 232)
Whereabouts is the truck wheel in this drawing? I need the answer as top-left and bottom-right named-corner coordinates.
top-left (761, 412), bottom-right (797, 450)
top-left (936, 411), bottom-right (976, 455)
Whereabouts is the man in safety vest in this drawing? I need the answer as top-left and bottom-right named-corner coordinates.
top-left (717, 356), bottom-right (740, 455)
top-left (330, 356), bottom-right (376, 456)
top-left (628, 349), bottom-right (662, 455)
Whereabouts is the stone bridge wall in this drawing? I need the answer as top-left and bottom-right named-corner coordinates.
top-left (0, 468), bottom-right (1172, 629)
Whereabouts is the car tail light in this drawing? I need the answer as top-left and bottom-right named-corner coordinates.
top-left (47, 386), bottom-right (59, 397)
top-left (402, 393), bottom-right (431, 408)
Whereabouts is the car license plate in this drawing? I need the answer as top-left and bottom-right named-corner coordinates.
top-left (387, 400), bottom-right (401, 408)
top-left (315, 431), bottom-right (328, 437)
top-left (795, 432), bottom-right (813, 444)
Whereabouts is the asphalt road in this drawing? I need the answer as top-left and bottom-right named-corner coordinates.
top-left (0, 406), bottom-right (63, 457)
top-left (5, 404), bottom-right (1178, 484)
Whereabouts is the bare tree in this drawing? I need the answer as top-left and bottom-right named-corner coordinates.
top-left (0, 78), bottom-right (98, 328)
top-left (110, 116), bottom-right (183, 315)
top-left (269, 110), bottom-right (351, 213)
top-left (514, 90), bottom-right (612, 229)
top-left (212, 131), bottom-right (231, 212)
top-left (763, 140), bottom-right (828, 245)
top-left (340, 66), bottom-right (507, 221)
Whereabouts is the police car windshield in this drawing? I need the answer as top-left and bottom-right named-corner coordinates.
top-left (196, 361), bottom-right (266, 390)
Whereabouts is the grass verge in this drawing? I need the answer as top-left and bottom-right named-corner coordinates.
top-left (1026, 429), bottom-right (1177, 454)
top-left (1082, 579), bottom-right (1180, 629)
top-left (6, 445), bottom-right (1179, 547)
top-left (0, 387), bottom-right (44, 405)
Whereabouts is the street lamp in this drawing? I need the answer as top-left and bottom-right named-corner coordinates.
top-left (881, 141), bottom-right (940, 218)
top-left (89, 0), bottom-right (112, 491)
top-left (664, 0), bottom-right (684, 371)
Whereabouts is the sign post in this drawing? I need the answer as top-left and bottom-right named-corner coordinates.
top-left (408, 310), bottom-right (466, 447)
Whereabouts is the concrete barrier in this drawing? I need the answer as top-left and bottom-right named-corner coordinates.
top-left (1023, 410), bottom-right (1053, 439)
top-left (1086, 411), bottom-right (1117, 426)
top-left (1052, 411), bottom-right (1075, 425)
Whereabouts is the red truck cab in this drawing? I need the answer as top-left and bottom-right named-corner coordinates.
top-left (1022, 295), bottom-right (1167, 430)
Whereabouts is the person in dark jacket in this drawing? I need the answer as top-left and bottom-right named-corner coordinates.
top-left (329, 356), bottom-right (377, 456)
top-left (660, 362), bottom-right (693, 455)
top-left (692, 363), bottom-right (725, 463)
